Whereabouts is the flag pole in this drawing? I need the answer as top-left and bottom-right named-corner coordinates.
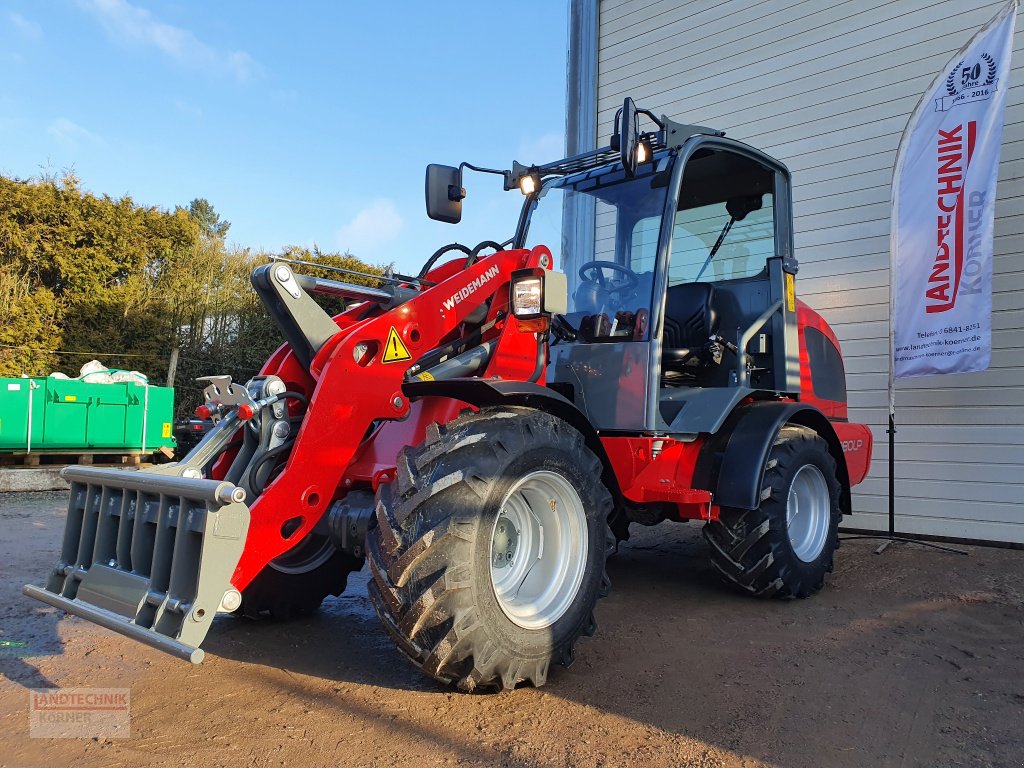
top-left (881, 61), bottom-right (905, 554)
top-left (880, 252), bottom-right (897, 554)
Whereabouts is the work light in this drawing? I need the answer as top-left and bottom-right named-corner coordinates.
top-left (637, 137), bottom-right (653, 165)
top-left (510, 269), bottom-right (568, 320)
top-left (512, 276), bottom-right (543, 317)
top-left (518, 173), bottom-right (539, 196)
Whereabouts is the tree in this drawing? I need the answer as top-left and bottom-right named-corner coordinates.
top-left (185, 198), bottom-right (230, 241)
top-left (0, 171), bottom-right (382, 419)
top-left (0, 172), bottom-right (199, 376)
top-left (0, 266), bottom-right (60, 376)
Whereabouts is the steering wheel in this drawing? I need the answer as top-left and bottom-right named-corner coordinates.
top-left (419, 243), bottom-right (472, 278)
top-left (466, 239), bottom-right (505, 268)
top-left (578, 260), bottom-right (639, 293)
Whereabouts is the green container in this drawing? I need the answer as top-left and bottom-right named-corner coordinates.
top-left (0, 377), bottom-right (175, 453)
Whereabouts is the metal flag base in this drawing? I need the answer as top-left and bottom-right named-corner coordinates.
top-left (842, 412), bottom-right (968, 557)
top-left (859, 533), bottom-right (970, 556)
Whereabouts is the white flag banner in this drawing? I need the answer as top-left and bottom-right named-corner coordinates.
top-left (891, 0), bottom-right (1017, 387)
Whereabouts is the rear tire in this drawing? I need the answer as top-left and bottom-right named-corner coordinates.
top-left (366, 407), bottom-right (614, 691)
top-left (239, 535), bottom-right (363, 620)
top-left (703, 425), bottom-right (841, 599)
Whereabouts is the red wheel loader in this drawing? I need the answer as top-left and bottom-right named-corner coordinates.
top-left (25, 99), bottom-right (872, 691)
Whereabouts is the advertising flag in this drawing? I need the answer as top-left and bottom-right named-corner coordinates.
top-left (890, 1), bottom-right (1017, 386)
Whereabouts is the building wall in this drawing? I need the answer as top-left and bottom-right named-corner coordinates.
top-left (588, 0), bottom-right (1024, 542)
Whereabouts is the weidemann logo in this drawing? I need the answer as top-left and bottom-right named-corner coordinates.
top-left (927, 121), bottom-right (986, 314)
top-left (442, 265), bottom-right (500, 312)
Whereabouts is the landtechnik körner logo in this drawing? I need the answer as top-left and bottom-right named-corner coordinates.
top-left (926, 121), bottom-right (985, 314)
top-left (29, 688), bottom-right (131, 739)
top-left (935, 51), bottom-right (999, 112)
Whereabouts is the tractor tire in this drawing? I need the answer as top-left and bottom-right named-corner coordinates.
top-left (366, 407), bottom-right (614, 691)
top-left (239, 534), bottom-right (363, 620)
top-left (703, 424), bottom-right (841, 599)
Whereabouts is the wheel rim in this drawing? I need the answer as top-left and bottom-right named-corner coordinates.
top-left (269, 533), bottom-right (335, 575)
top-left (786, 464), bottom-right (831, 562)
top-left (489, 470), bottom-right (588, 630)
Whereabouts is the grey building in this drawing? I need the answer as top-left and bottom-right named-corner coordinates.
top-left (568, 0), bottom-right (1024, 543)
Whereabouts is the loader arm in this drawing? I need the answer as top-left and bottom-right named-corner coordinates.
top-left (232, 246), bottom-right (550, 588)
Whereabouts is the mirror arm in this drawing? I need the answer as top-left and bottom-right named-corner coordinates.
top-left (459, 161), bottom-right (521, 193)
top-left (461, 162), bottom-right (507, 178)
top-left (635, 109), bottom-right (664, 130)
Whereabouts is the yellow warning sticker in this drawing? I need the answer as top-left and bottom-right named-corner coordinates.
top-left (382, 327), bottom-right (412, 364)
top-left (162, 422), bottom-right (172, 438)
top-left (416, 371), bottom-right (435, 382)
top-left (64, 395), bottom-right (77, 402)
top-left (785, 272), bottom-right (796, 313)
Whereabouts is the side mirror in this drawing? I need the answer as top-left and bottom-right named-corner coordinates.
top-left (425, 164), bottom-right (464, 224)
top-left (618, 97), bottom-right (639, 177)
top-left (726, 194), bottom-right (763, 222)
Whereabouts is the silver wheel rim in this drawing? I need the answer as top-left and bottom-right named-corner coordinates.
top-left (490, 470), bottom-right (588, 630)
top-left (786, 464), bottom-right (831, 563)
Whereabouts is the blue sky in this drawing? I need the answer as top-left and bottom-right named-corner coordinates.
top-left (1, 1), bottom-right (569, 274)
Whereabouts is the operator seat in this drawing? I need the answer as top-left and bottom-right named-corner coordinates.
top-left (662, 282), bottom-right (718, 372)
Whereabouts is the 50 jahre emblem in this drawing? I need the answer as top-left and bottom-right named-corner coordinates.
top-left (936, 51), bottom-right (999, 111)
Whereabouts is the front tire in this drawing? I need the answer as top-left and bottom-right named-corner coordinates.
top-left (703, 425), bottom-right (841, 598)
top-left (239, 534), bottom-right (363, 620)
top-left (366, 407), bottom-right (614, 691)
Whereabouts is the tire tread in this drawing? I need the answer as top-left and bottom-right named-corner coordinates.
top-left (703, 425), bottom-right (841, 600)
top-left (366, 407), bottom-right (613, 690)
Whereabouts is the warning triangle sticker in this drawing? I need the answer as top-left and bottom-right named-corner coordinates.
top-left (382, 326), bottom-right (412, 364)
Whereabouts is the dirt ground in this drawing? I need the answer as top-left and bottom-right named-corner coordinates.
top-left (1, 491), bottom-right (1022, 768)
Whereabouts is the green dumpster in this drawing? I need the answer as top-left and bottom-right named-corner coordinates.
top-left (0, 377), bottom-right (175, 454)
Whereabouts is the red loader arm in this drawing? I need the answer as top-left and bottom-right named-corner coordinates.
top-left (232, 247), bottom-right (551, 589)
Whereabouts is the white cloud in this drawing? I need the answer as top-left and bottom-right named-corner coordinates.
top-left (9, 12), bottom-right (42, 39)
top-left (336, 199), bottom-right (404, 258)
top-left (47, 117), bottom-right (103, 148)
top-left (225, 50), bottom-right (258, 82)
top-left (77, 0), bottom-right (260, 82)
top-left (518, 132), bottom-right (565, 164)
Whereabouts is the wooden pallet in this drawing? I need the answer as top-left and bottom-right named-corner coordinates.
top-left (0, 447), bottom-right (173, 468)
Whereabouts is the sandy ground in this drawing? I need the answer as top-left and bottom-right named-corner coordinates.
top-left (1, 490), bottom-right (1022, 768)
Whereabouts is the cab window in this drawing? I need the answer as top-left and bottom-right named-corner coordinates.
top-left (668, 195), bottom-right (775, 285)
top-left (661, 148), bottom-right (778, 285)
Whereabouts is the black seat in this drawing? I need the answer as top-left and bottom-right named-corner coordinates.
top-left (662, 282), bottom-right (718, 371)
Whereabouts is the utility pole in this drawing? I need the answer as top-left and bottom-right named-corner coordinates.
top-left (166, 347), bottom-right (179, 387)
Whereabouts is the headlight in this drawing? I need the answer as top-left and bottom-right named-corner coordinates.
top-left (512, 276), bottom-right (543, 318)
top-left (518, 173), bottom-right (538, 196)
top-left (510, 268), bottom-right (568, 321)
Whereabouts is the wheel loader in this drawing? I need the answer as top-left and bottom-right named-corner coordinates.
top-left (25, 99), bottom-right (873, 691)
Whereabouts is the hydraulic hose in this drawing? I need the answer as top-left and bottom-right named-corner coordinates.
top-left (240, 390), bottom-right (309, 495)
top-left (529, 338), bottom-right (547, 384)
top-left (248, 439), bottom-right (295, 496)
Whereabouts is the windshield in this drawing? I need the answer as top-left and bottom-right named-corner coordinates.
top-left (524, 155), bottom-right (671, 342)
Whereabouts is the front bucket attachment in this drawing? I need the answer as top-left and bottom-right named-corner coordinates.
top-left (23, 466), bottom-right (250, 664)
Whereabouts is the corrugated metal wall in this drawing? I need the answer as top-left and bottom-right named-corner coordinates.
top-left (593, 0), bottom-right (1024, 542)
